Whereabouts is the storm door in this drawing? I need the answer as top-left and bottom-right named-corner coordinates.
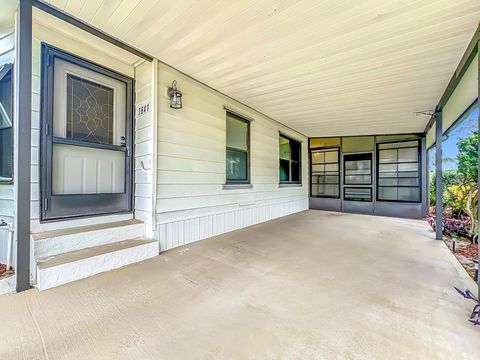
top-left (41, 45), bottom-right (133, 220)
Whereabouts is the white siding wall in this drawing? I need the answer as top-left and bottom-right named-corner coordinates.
top-left (0, 23), bottom-right (15, 266)
top-left (154, 64), bottom-right (309, 251)
top-left (134, 61), bottom-right (156, 238)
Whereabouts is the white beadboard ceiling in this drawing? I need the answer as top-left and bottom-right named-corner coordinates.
top-left (38, 1), bottom-right (480, 135)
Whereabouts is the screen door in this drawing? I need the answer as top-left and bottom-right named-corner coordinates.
top-left (41, 45), bottom-right (133, 220)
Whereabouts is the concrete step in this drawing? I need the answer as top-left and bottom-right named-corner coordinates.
top-left (36, 237), bottom-right (159, 291)
top-left (33, 219), bottom-right (145, 259)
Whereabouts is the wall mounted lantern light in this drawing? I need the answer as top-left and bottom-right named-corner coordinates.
top-left (168, 80), bottom-right (183, 109)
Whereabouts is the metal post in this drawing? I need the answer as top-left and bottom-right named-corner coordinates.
top-left (15, 0), bottom-right (32, 292)
top-left (435, 107), bottom-right (443, 240)
top-left (421, 136), bottom-right (427, 217)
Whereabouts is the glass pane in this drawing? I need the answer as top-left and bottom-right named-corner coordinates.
top-left (312, 164), bottom-right (325, 172)
top-left (52, 144), bottom-right (125, 194)
top-left (311, 151), bottom-right (324, 164)
top-left (398, 147), bottom-right (418, 162)
top-left (379, 172), bottom-right (397, 178)
top-left (325, 151), bottom-right (338, 163)
top-left (378, 140), bottom-right (418, 149)
top-left (378, 187), bottom-right (397, 201)
top-left (345, 174), bottom-right (371, 185)
top-left (379, 149), bottom-right (397, 163)
top-left (290, 140), bottom-right (301, 162)
top-left (291, 161), bottom-right (300, 182)
top-left (226, 115), bottom-right (248, 150)
top-left (0, 67), bottom-right (13, 179)
top-left (325, 175), bottom-right (339, 184)
top-left (398, 178), bottom-right (419, 186)
top-left (398, 162), bottom-right (418, 172)
top-left (227, 149), bottom-right (247, 180)
top-left (378, 163), bottom-right (397, 172)
top-left (0, 128), bottom-right (12, 179)
top-left (345, 159), bottom-right (370, 170)
top-left (398, 187), bottom-right (419, 202)
top-left (325, 185), bottom-right (339, 197)
top-left (279, 159), bottom-right (289, 181)
top-left (310, 138), bottom-right (340, 148)
top-left (279, 136), bottom-right (290, 160)
top-left (398, 171), bottom-right (418, 178)
top-left (311, 175), bottom-right (319, 184)
top-left (0, 67), bottom-right (13, 129)
top-left (378, 178), bottom-right (397, 186)
top-left (311, 184), bottom-right (320, 196)
top-left (345, 169), bottom-right (371, 176)
top-left (66, 74), bottom-right (114, 144)
top-left (325, 163), bottom-right (339, 172)
top-left (312, 184), bottom-right (339, 197)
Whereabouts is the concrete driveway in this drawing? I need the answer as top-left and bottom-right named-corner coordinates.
top-left (0, 210), bottom-right (478, 359)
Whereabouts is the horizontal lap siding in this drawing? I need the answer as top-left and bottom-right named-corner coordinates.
top-left (155, 64), bottom-right (308, 251)
top-left (134, 62), bottom-right (154, 235)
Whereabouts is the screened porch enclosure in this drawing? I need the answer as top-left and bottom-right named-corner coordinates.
top-left (309, 135), bottom-right (426, 218)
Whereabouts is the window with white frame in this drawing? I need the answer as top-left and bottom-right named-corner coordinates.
top-left (279, 135), bottom-right (301, 184)
top-left (0, 64), bottom-right (13, 181)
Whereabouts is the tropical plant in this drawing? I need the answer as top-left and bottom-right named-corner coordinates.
top-left (457, 132), bottom-right (478, 241)
top-left (454, 287), bottom-right (480, 326)
top-left (457, 131), bottom-right (478, 184)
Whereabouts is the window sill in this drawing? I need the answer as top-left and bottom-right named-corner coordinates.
top-left (279, 183), bottom-right (302, 188)
top-left (0, 177), bottom-right (13, 184)
top-left (223, 184), bottom-right (253, 190)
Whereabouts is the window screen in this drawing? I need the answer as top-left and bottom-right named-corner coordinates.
top-left (279, 135), bottom-right (301, 183)
top-left (377, 140), bottom-right (420, 202)
top-left (310, 148), bottom-right (340, 198)
top-left (343, 153), bottom-right (372, 185)
top-left (226, 112), bottom-right (249, 183)
top-left (0, 64), bottom-right (13, 181)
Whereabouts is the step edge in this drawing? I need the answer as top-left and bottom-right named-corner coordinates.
top-left (37, 238), bottom-right (157, 270)
top-left (37, 241), bottom-right (159, 290)
top-left (32, 219), bottom-right (144, 241)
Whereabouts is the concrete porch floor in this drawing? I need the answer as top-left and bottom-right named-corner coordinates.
top-left (0, 210), bottom-right (478, 359)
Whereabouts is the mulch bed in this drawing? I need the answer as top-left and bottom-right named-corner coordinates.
top-left (443, 235), bottom-right (478, 279)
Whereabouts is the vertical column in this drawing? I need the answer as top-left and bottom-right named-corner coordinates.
top-left (15, 0), bottom-right (32, 292)
top-left (435, 108), bottom-right (443, 240)
top-left (421, 136), bottom-right (427, 217)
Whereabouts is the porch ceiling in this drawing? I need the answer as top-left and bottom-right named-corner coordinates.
top-left (44, 1), bottom-right (480, 136)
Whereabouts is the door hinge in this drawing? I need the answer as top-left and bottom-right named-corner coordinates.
top-left (44, 123), bottom-right (49, 136)
top-left (44, 198), bottom-right (48, 211)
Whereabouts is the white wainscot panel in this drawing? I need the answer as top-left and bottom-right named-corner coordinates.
top-left (156, 197), bottom-right (308, 252)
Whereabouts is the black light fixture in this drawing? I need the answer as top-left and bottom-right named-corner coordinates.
top-left (168, 80), bottom-right (182, 109)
